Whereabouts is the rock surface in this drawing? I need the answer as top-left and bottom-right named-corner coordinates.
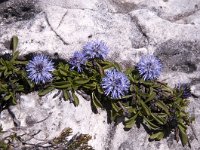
top-left (0, 0), bottom-right (200, 149)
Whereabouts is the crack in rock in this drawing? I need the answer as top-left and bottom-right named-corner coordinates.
top-left (109, 0), bottom-right (136, 13)
top-left (44, 12), bottom-right (69, 46)
top-left (57, 10), bottom-right (68, 29)
top-left (130, 15), bottom-right (149, 43)
top-left (165, 5), bottom-right (200, 22)
top-left (128, 14), bottom-right (149, 48)
top-left (105, 125), bottom-right (117, 150)
top-left (155, 40), bottom-right (200, 73)
top-left (0, 0), bottom-right (41, 24)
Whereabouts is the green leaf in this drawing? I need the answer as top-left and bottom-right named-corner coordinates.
top-left (4, 94), bottom-right (11, 101)
top-left (156, 100), bottom-right (170, 115)
top-left (151, 113), bottom-right (165, 125)
top-left (178, 124), bottom-right (188, 146)
top-left (162, 86), bottom-right (173, 94)
top-left (139, 97), bottom-right (151, 116)
top-left (111, 110), bottom-right (119, 121)
top-left (120, 94), bottom-right (133, 99)
top-left (12, 51), bottom-right (20, 61)
top-left (153, 113), bottom-right (168, 118)
top-left (53, 81), bottom-right (72, 89)
top-left (124, 113), bottom-right (138, 128)
top-left (112, 102), bottom-right (121, 112)
top-left (125, 68), bottom-right (133, 75)
top-left (149, 131), bottom-right (165, 140)
top-left (3, 68), bottom-right (8, 77)
top-left (10, 36), bottom-right (19, 51)
top-left (103, 64), bottom-right (115, 70)
top-left (38, 86), bottom-right (55, 96)
top-left (0, 66), bottom-right (6, 72)
top-left (97, 85), bottom-right (104, 94)
top-left (143, 117), bottom-right (160, 130)
top-left (14, 60), bottom-right (28, 65)
top-left (0, 84), bottom-right (8, 91)
top-left (146, 91), bottom-right (156, 103)
top-left (0, 59), bottom-right (6, 65)
top-left (126, 106), bottom-right (136, 114)
top-left (20, 70), bottom-right (34, 89)
top-left (54, 81), bottom-right (69, 86)
top-left (113, 62), bottom-right (121, 71)
top-left (174, 97), bottom-right (182, 105)
top-left (139, 80), bottom-right (153, 86)
top-left (100, 60), bottom-right (115, 69)
top-left (59, 69), bottom-right (68, 76)
top-left (85, 61), bottom-right (93, 67)
top-left (96, 62), bottom-right (104, 76)
top-left (0, 140), bottom-right (9, 149)
top-left (92, 92), bottom-right (103, 108)
top-left (83, 82), bottom-right (96, 90)
top-left (16, 85), bottom-right (24, 92)
top-left (11, 96), bottom-right (17, 105)
top-left (71, 85), bottom-right (79, 91)
top-left (100, 60), bottom-right (114, 65)
top-left (74, 78), bottom-right (90, 85)
top-left (13, 68), bottom-right (20, 73)
top-left (178, 120), bottom-right (187, 130)
top-left (72, 92), bottom-right (79, 107)
top-left (63, 90), bottom-right (70, 101)
top-left (130, 85), bottom-right (134, 92)
top-left (133, 85), bottom-right (139, 94)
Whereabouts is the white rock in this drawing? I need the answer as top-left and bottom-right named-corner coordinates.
top-left (0, 0), bottom-right (200, 149)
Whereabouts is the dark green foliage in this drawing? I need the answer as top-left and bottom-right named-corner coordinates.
top-left (119, 70), bottom-right (192, 147)
top-left (0, 126), bottom-right (9, 150)
top-left (0, 127), bottom-right (93, 150)
top-left (0, 36), bottom-right (32, 108)
top-left (0, 36), bottom-right (194, 148)
top-left (53, 128), bottom-right (93, 150)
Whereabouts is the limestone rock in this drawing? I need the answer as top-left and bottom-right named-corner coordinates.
top-left (0, 0), bottom-right (200, 149)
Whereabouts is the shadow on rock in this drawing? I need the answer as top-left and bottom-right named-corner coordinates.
top-left (0, 0), bottom-right (41, 24)
top-left (155, 40), bottom-right (200, 73)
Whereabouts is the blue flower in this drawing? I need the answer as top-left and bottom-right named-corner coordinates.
top-left (101, 69), bottom-right (130, 99)
top-left (137, 55), bottom-right (162, 80)
top-left (176, 83), bottom-right (191, 99)
top-left (26, 54), bottom-right (54, 84)
top-left (69, 51), bottom-right (87, 72)
top-left (83, 40), bottom-right (109, 59)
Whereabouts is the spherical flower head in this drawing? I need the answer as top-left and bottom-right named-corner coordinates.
top-left (101, 69), bottom-right (130, 99)
top-left (69, 51), bottom-right (87, 72)
top-left (137, 55), bottom-right (162, 80)
top-left (26, 54), bottom-right (54, 84)
top-left (83, 40), bottom-right (109, 59)
top-left (176, 83), bottom-right (191, 99)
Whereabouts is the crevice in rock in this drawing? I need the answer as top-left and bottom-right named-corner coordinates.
top-left (0, 0), bottom-right (8, 4)
top-left (108, 0), bottom-right (136, 13)
top-left (44, 12), bottom-right (69, 46)
top-left (8, 106), bottom-right (21, 128)
top-left (45, 4), bottom-right (130, 16)
top-left (164, 5), bottom-right (200, 22)
top-left (131, 16), bottom-right (149, 43)
top-left (105, 125), bottom-right (117, 150)
top-left (190, 121), bottom-right (198, 141)
top-left (190, 78), bottom-right (200, 86)
top-left (57, 10), bottom-right (68, 29)
top-left (45, 1), bottom-right (200, 27)
top-left (45, 4), bottom-right (97, 13)
top-left (0, 0), bottom-right (41, 24)
top-left (155, 40), bottom-right (200, 73)
top-left (119, 141), bottom-right (132, 150)
top-left (128, 14), bottom-right (149, 48)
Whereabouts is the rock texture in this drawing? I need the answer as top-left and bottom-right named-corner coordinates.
top-left (0, 0), bottom-right (200, 149)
